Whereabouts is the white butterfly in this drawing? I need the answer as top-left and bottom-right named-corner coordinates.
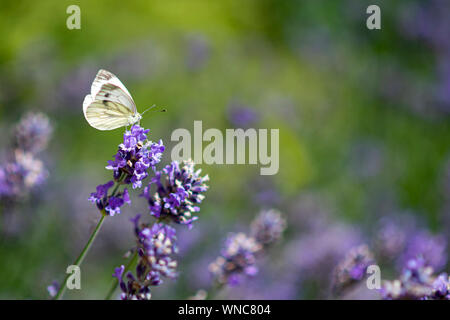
top-left (83, 69), bottom-right (142, 130)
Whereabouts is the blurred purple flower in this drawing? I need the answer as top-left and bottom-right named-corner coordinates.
top-left (432, 273), bottom-right (450, 299)
top-left (141, 160), bottom-right (209, 228)
top-left (0, 112), bottom-right (52, 200)
top-left (399, 0), bottom-right (450, 53)
top-left (400, 231), bottom-right (447, 272)
top-left (185, 34), bottom-right (211, 72)
top-left (381, 257), bottom-right (449, 300)
top-left (57, 65), bottom-right (97, 109)
top-left (284, 222), bottom-right (362, 279)
top-left (250, 209), bottom-right (286, 247)
top-left (14, 112), bottom-right (52, 154)
top-left (332, 244), bottom-right (375, 295)
top-left (436, 60), bottom-right (450, 109)
top-left (226, 255), bottom-right (298, 300)
top-left (0, 150), bottom-right (48, 198)
top-left (209, 233), bottom-right (261, 286)
top-left (253, 189), bottom-right (281, 207)
top-left (227, 102), bottom-right (259, 128)
top-left (373, 213), bottom-right (447, 272)
top-left (374, 214), bottom-right (416, 260)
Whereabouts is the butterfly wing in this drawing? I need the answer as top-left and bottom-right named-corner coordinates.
top-left (83, 99), bottom-right (132, 131)
top-left (83, 70), bottom-right (138, 131)
top-left (90, 69), bottom-right (133, 102)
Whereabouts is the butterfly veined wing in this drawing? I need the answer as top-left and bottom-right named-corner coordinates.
top-left (94, 82), bottom-right (137, 114)
top-left (83, 98), bottom-right (133, 130)
top-left (90, 69), bottom-right (133, 101)
top-left (83, 69), bottom-right (139, 131)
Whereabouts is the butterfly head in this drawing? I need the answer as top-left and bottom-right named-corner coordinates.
top-left (128, 112), bottom-right (142, 126)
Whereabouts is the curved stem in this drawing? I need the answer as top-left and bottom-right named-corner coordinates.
top-left (111, 173), bottom-right (125, 197)
top-left (105, 250), bottom-right (138, 300)
top-left (54, 213), bottom-right (107, 300)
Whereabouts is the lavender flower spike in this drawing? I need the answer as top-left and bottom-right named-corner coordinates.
top-left (141, 160), bottom-right (209, 228)
top-left (88, 124), bottom-right (164, 216)
top-left (106, 124), bottom-right (164, 189)
top-left (113, 215), bottom-right (178, 300)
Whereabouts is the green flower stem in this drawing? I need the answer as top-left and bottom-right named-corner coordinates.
top-left (105, 250), bottom-right (138, 300)
top-left (54, 213), bottom-right (107, 300)
top-left (110, 172), bottom-right (125, 197)
top-left (53, 163), bottom-right (126, 299)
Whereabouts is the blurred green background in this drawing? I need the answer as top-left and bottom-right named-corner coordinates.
top-left (0, 0), bottom-right (449, 299)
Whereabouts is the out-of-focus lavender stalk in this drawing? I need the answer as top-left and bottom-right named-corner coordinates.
top-left (331, 244), bottom-right (375, 296)
top-left (381, 257), bottom-right (449, 300)
top-left (14, 112), bottom-right (52, 154)
top-left (0, 112), bottom-right (52, 201)
top-left (209, 209), bottom-right (286, 294)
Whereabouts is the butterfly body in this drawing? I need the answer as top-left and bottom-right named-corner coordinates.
top-left (83, 69), bottom-right (142, 130)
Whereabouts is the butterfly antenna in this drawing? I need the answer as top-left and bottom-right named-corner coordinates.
top-left (142, 105), bottom-right (167, 115)
top-left (141, 104), bottom-right (156, 115)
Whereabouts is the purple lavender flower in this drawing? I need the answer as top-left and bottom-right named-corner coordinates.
top-left (332, 244), bottom-right (375, 295)
top-left (106, 125), bottom-right (164, 189)
top-left (141, 160), bottom-right (209, 228)
top-left (88, 181), bottom-right (130, 216)
top-left (89, 125), bottom-right (164, 215)
top-left (14, 112), bottom-right (52, 154)
top-left (113, 215), bottom-right (178, 300)
top-left (134, 219), bottom-right (178, 279)
top-left (209, 233), bottom-right (262, 286)
top-left (112, 265), bottom-right (152, 300)
top-left (250, 209), bottom-right (286, 247)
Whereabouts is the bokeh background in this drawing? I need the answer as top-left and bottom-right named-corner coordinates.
top-left (0, 0), bottom-right (449, 299)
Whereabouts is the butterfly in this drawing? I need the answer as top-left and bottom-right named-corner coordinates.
top-left (83, 69), bottom-right (144, 130)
